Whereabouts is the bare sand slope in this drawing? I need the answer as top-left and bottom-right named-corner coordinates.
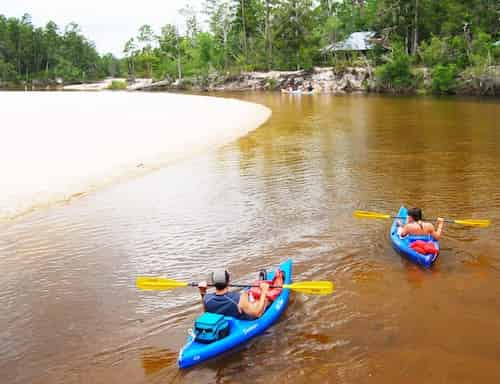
top-left (0, 92), bottom-right (271, 220)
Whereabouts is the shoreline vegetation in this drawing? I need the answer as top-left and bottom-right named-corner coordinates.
top-left (1, 1), bottom-right (499, 96)
top-left (67, 65), bottom-right (500, 95)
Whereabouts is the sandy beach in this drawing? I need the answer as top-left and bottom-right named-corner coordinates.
top-left (62, 78), bottom-right (153, 91)
top-left (0, 91), bottom-right (271, 220)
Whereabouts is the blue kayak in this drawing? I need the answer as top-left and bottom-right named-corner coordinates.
top-left (390, 206), bottom-right (439, 268)
top-left (178, 259), bottom-right (292, 368)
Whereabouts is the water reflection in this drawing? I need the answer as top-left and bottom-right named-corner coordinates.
top-left (141, 347), bottom-right (178, 375)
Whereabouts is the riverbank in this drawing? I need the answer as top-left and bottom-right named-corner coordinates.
top-left (2, 65), bottom-right (498, 95)
top-left (0, 92), bottom-right (271, 221)
top-left (131, 65), bottom-right (500, 96)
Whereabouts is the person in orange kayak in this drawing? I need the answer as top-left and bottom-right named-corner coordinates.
top-left (397, 207), bottom-right (445, 240)
top-left (198, 269), bottom-right (284, 319)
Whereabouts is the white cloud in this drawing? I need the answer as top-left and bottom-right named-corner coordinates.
top-left (0, 0), bottom-right (205, 57)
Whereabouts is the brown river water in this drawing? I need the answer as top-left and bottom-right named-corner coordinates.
top-left (1, 92), bottom-right (499, 384)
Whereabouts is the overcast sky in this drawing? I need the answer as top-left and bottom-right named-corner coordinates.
top-left (1, 0), bottom-right (205, 57)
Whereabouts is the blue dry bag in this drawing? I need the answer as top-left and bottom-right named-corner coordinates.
top-left (194, 312), bottom-right (230, 344)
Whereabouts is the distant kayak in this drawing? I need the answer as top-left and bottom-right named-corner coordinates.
top-left (178, 259), bottom-right (292, 369)
top-left (281, 88), bottom-right (315, 95)
top-left (390, 206), bottom-right (439, 267)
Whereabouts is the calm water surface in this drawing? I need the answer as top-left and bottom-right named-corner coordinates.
top-left (1, 92), bottom-right (499, 383)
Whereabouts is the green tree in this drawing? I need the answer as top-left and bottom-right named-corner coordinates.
top-left (273, 0), bottom-right (315, 70)
top-left (230, 0), bottom-right (264, 67)
top-left (137, 24), bottom-right (156, 77)
top-left (205, 0), bottom-right (235, 69)
top-left (375, 42), bottom-right (415, 91)
top-left (431, 64), bottom-right (457, 93)
top-left (100, 53), bottom-right (122, 77)
top-left (418, 36), bottom-right (448, 67)
top-left (123, 38), bottom-right (137, 77)
top-left (44, 21), bottom-right (59, 76)
top-left (158, 24), bottom-right (184, 79)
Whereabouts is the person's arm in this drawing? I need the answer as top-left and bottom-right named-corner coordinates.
top-left (198, 281), bottom-right (207, 308)
top-left (397, 219), bottom-right (408, 236)
top-left (431, 218), bottom-right (444, 240)
top-left (239, 282), bottom-right (270, 318)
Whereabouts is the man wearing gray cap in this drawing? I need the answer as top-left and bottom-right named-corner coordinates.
top-left (198, 269), bottom-right (278, 319)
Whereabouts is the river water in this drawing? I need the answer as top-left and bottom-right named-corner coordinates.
top-left (1, 92), bottom-right (499, 383)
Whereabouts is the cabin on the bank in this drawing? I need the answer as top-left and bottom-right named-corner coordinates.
top-left (321, 31), bottom-right (386, 62)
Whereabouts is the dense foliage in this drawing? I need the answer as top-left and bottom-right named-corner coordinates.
top-left (375, 44), bottom-right (415, 91)
top-left (1, 1), bottom-right (499, 93)
top-left (0, 14), bottom-right (120, 82)
top-left (431, 64), bottom-right (458, 93)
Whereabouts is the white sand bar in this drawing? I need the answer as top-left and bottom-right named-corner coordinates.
top-left (0, 92), bottom-right (271, 220)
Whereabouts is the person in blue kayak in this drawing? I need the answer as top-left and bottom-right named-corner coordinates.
top-left (397, 207), bottom-right (445, 240)
top-left (198, 269), bottom-right (284, 319)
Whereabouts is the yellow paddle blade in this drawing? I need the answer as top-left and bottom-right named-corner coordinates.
top-left (353, 210), bottom-right (391, 219)
top-left (453, 219), bottom-right (491, 228)
top-left (283, 281), bottom-right (335, 295)
top-left (136, 277), bottom-right (189, 291)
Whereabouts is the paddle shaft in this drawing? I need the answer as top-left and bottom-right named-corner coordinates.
top-left (392, 216), bottom-right (453, 223)
top-left (189, 283), bottom-right (284, 289)
top-left (137, 277), bottom-right (334, 294)
top-left (354, 210), bottom-right (490, 227)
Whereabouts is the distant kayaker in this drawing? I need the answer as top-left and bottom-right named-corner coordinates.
top-left (198, 269), bottom-right (283, 319)
top-left (397, 207), bottom-right (444, 240)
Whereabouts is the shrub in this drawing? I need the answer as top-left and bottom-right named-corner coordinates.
top-left (333, 57), bottom-right (352, 73)
top-left (266, 77), bottom-right (279, 90)
top-left (448, 36), bottom-right (469, 69)
top-left (493, 45), bottom-right (500, 64)
top-left (419, 36), bottom-right (448, 67)
top-left (367, 44), bottom-right (386, 66)
top-left (413, 68), bottom-right (426, 89)
top-left (375, 44), bottom-right (415, 91)
top-left (0, 59), bottom-right (17, 81)
top-left (471, 33), bottom-right (492, 60)
top-left (107, 80), bottom-right (128, 90)
top-left (431, 64), bottom-right (458, 94)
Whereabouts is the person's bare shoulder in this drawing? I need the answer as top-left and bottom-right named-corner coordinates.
top-left (424, 222), bottom-right (435, 232)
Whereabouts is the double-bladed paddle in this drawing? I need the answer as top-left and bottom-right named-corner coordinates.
top-left (136, 277), bottom-right (334, 295)
top-left (353, 210), bottom-right (491, 228)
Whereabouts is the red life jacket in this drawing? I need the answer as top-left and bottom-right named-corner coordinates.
top-left (249, 272), bottom-right (283, 301)
top-left (410, 240), bottom-right (438, 255)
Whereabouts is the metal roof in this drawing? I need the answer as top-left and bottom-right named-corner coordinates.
top-left (323, 32), bottom-right (377, 52)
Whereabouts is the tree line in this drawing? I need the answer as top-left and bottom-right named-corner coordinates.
top-left (0, 13), bottom-right (117, 82)
top-left (1, 1), bottom-right (499, 92)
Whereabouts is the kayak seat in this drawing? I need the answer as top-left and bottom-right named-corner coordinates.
top-left (258, 269), bottom-right (267, 281)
